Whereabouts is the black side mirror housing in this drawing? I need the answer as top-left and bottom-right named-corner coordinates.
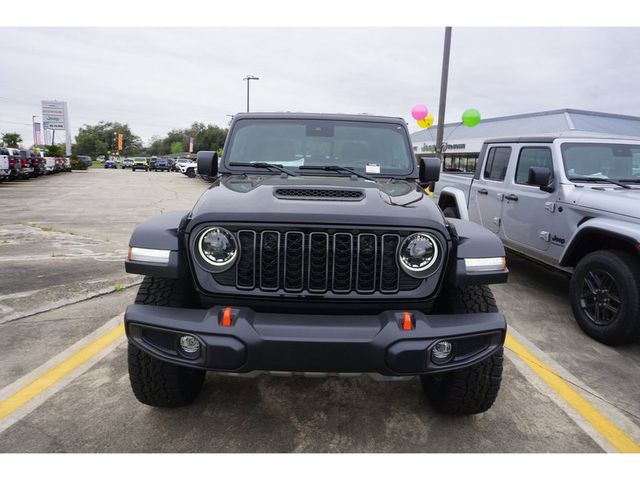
top-left (528, 166), bottom-right (554, 192)
top-left (419, 157), bottom-right (441, 185)
top-left (197, 151), bottom-right (218, 177)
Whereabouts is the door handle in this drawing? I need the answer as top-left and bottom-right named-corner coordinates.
top-left (505, 194), bottom-right (519, 201)
top-left (478, 188), bottom-right (488, 195)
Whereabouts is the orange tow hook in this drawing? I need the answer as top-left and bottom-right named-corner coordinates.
top-left (220, 307), bottom-right (233, 327)
top-left (401, 312), bottom-right (414, 331)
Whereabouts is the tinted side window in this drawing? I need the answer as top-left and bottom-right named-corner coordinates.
top-left (515, 147), bottom-right (553, 184)
top-left (483, 147), bottom-right (511, 181)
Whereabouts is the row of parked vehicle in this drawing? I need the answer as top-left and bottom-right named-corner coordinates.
top-left (100, 155), bottom-right (200, 177)
top-left (0, 147), bottom-right (71, 182)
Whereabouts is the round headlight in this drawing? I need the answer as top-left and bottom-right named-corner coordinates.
top-left (198, 227), bottom-right (238, 271)
top-left (399, 233), bottom-right (439, 277)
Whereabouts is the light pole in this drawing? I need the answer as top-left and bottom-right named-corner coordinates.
top-left (435, 27), bottom-right (452, 160)
top-left (243, 75), bottom-right (259, 112)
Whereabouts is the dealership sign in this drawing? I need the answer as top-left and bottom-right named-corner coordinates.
top-left (41, 100), bottom-right (68, 130)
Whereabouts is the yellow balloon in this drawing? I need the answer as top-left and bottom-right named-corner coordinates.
top-left (424, 113), bottom-right (435, 128)
top-left (417, 118), bottom-right (429, 128)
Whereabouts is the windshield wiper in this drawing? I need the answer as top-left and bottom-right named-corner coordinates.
top-left (230, 162), bottom-right (297, 177)
top-left (614, 178), bottom-right (640, 184)
top-left (299, 164), bottom-right (377, 182)
top-left (569, 177), bottom-right (631, 189)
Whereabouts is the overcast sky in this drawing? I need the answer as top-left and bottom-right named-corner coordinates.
top-left (1, 27), bottom-right (639, 146)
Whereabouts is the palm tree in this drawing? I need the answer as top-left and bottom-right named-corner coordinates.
top-left (2, 132), bottom-right (22, 148)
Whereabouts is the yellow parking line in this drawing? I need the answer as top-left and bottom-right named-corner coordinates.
top-left (0, 324), bottom-right (124, 421)
top-left (505, 333), bottom-right (640, 453)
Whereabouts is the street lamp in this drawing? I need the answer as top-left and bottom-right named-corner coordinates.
top-left (243, 75), bottom-right (259, 112)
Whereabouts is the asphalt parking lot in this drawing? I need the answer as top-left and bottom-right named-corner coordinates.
top-left (0, 169), bottom-right (639, 452)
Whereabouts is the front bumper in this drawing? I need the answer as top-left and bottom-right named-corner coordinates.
top-left (125, 305), bottom-right (506, 376)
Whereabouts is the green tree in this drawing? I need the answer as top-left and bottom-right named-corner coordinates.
top-left (44, 144), bottom-right (65, 156)
top-left (2, 132), bottom-right (22, 148)
top-left (74, 121), bottom-right (143, 159)
top-left (170, 141), bottom-right (184, 154)
top-left (146, 122), bottom-right (227, 156)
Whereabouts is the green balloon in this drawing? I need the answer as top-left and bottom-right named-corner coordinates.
top-left (462, 108), bottom-right (481, 127)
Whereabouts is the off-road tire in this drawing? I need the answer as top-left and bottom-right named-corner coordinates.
top-left (128, 276), bottom-right (205, 407)
top-left (422, 285), bottom-right (504, 415)
top-left (187, 168), bottom-right (196, 178)
top-left (569, 250), bottom-right (640, 345)
top-left (128, 344), bottom-right (205, 407)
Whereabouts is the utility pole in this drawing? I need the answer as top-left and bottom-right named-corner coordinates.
top-left (243, 75), bottom-right (259, 112)
top-left (435, 27), bottom-right (452, 159)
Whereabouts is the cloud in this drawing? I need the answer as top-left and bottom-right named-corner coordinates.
top-left (1, 27), bottom-right (639, 146)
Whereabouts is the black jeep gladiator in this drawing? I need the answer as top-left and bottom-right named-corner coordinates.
top-left (124, 113), bottom-right (509, 415)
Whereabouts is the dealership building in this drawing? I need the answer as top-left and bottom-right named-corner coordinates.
top-left (411, 108), bottom-right (640, 173)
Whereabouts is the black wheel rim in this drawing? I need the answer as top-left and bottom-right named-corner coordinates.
top-left (579, 269), bottom-right (621, 326)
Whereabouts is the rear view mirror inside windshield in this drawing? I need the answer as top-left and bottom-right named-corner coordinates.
top-left (613, 146), bottom-right (632, 157)
top-left (306, 123), bottom-right (334, 137)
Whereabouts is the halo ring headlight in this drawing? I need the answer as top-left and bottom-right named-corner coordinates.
top-left (197, 227), bottom-right (238, 272)
top-left (398, 232), bottom-right (440, 278)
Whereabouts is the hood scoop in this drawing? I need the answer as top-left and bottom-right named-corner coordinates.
top-left (274, 187), bottom-right (365, 201)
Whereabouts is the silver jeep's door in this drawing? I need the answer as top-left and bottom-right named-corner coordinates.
top-left (501, 145), bottom-right (555, 253)
top-left (470, 145), bottom-right (512, 234)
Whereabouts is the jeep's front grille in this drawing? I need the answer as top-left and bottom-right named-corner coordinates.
top-left (221, 228), bottom-right (422, 294)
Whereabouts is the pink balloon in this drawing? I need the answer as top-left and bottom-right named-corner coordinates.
top-left (411, 104), bottom-right (428, 121)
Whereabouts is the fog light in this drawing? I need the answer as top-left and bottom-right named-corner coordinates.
top-left (178, 335), bottom-right (200, 354)
top-left (432, 341), bottom-right (453, 362)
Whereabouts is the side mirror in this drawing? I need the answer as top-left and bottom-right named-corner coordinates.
top-left (419, 157), bottom-right (441, 185)
top-left (197, 151), bottom-right (218, 177)
top-left (528, 166), bottom-right (554, 192)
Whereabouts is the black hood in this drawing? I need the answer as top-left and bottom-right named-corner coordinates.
top-left (186, 174), bottom-right (446, 232)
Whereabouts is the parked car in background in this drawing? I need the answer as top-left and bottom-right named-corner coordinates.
top-left (122, 158), bottom-right (134, 169)
top-left (16, 150), bottom-right (34, 179)
top-left (151, 158), bottom-right (170, 171)
top-left (104, 159), bottom-right (117, 169)
top-left (149, 156), bottom-right (158, 170)
top-left (44, 157), bottom-right (58, 174)
top-left (20, 150), bottom-right (44, 177)
top-left (34, 152), bottom-right (47, 176)
top-left (177, 158), bottom-right (198, 177)
top-left (434, 134), bottom-right (640, 345)
top-left (0, 147), bottom-right (10, 181)
top-left (77, 155), bottom-right (93, 167)
top-left (131, 158), bottom-right (149, 172)
top-left (4, 148), bottom-right (23, 180)
top-left (97, 155), bottom-right (106, 163)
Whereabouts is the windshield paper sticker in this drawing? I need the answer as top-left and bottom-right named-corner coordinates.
top-left (365, 164), bottom-right (380, 174)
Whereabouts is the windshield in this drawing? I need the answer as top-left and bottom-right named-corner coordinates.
top-left (562, 142), bottom-right (640, 181)
top-left (225, 119), bottom-right (415, 176)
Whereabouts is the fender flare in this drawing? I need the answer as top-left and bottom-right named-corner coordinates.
top-left (125, 211), bottom-right (189, 278)
top-left (437, 186), bottom-right (469, 221)
top-left (560, 217), bottom-right (640, 267)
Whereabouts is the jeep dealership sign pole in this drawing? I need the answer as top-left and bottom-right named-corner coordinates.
top-left (41, 100), bottom-right (72, 156)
